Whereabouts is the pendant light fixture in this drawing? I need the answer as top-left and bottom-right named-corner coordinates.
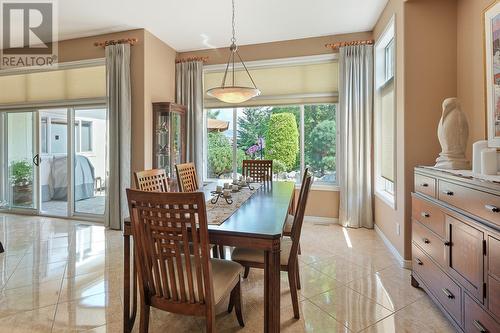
top-left (206, 0), bottom-right (260, 104)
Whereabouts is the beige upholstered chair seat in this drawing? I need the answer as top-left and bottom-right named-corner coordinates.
top-left (231, 238), bottom-right (293, 266)
top-left (152, 255), bottom-right (243, 305)
top-left (283, 214), bottom-right (294, 234)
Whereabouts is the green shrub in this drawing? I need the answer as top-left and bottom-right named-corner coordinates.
top-left (265, 113), bottom-right (299, 171)
top-left (10, 160), bottom-right (32, 186)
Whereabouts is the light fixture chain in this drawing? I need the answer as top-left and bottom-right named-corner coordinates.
top-left (231, 0), bottom-right (236, 44)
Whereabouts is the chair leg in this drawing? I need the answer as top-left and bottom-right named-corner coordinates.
top-left (243, 266), bottom-right (250, 279)
top-left (298, 242), bottom-right (301, 255)
top-left (229, 280), bottom-right (245, 327)
top-left (139, 303), bottom-right (150, 333)
top-left (296, 260), bottom-right (301, 290)
top-left (218, 245), bottom-right (226, 259)
top-left (212, 246), bottom-right (219, 258)
top-left (206, 310), bottom-right (216, 333)
top-left (288, 268), bottom-right (300, 319)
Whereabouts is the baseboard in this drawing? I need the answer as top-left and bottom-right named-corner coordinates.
top-left (304, 216), bottom-right (339, 224)
top-left (374, 224), bottom-right (412, 269)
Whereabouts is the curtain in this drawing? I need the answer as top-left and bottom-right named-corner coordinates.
top-left (176, 61), bottom-right (204, 179)
top-left (105, 44), bottom-right (131, 230)
top-left (338, 45), bottom-right (374, 229)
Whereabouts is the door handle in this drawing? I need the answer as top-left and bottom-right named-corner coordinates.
top-left (441, 288), bottom-right (454, 299)
top-left (444, 241), bottom-right (451, 246)
top-left (473, 320), bottom-right (488, 333)
top-left (442, 190), bottom-right (454, 196)
top-left (485, 204), bottom-right (500, 213)
top-left (420, 183), bottom-right (429, 187)
top-left (421, 212), bottom-right (430, 218)
top-left (423, 238), bottom-right (430, 244)
top-left (415, 258), bottom-right (423, 265)
top-left (32, 154), bottom-right (40, 166)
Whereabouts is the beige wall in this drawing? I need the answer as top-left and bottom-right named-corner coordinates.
top-left (294, 189), bottom-right (339, 219)
top-left (373, 0), bottom-right (458, 260)
top-left (457, 0), bottom-right (491, 158)
top-left (57, 29), bottom-right (177, 173)
top-left (180, 32), bottom-right (373, 65)
top-left (144, 30), bottom-right (177, 168)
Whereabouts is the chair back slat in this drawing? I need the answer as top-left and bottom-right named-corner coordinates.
top-left (242, 160), bottom-right (273, 182)
top-left (175, 163), bottom-right (199, 192)
top-left (134, 169), bottom-right (169, 192)
top-left (126, 189), bottom-right (214, 315)
top-left (288, 172), bottom-right (313, 265)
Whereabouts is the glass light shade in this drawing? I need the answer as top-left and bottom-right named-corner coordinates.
top-left (206, 86), bottom-right (261, 104)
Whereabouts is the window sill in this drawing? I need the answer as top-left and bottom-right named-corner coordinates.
top-left (295, 183), bottom-right (340, 192)
top-left (375, 190), bottom-right (396, 209)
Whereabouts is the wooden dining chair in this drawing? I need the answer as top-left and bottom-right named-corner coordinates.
top-left (283, 168), bottom-right (309, 238)
top-left (175, 162), bottom-right (199, 192)
top-left (126, 189), bottom-right (245, 333)
top-left (231, 172), bottom-right (312, 319)
top-left (134, 169), bottom-right (169, 192)
top-left (242, 160), bottom-right (273, 182)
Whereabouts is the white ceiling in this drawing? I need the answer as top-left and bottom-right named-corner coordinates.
top-left (58, 0), bottom-right (388, 52)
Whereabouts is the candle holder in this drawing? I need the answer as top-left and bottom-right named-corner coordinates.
top-left (210, 191), bottom-right (233, 204)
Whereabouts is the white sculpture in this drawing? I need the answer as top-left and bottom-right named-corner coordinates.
top-left (435, 98), bottom-right (470, 169)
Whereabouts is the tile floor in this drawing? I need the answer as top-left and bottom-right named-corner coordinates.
top-left (0, 213), bottom-right (457, 332)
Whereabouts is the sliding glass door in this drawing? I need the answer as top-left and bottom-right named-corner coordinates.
top-left (0, 111), bottom-right (39, 212)
top-left (0, 104), bottom-right (107, 221)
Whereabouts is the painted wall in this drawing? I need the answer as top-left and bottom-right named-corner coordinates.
top-left (457, 0), bottom-right (492, 158)
top-left (180, 33), bottom-right (373, 220)
top-left (373, 0), bottom-right (458, 260)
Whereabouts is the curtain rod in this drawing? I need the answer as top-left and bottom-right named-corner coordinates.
top-left (94, 38), bottom-right (138, 48)
top-left (325, 39), bottom-right (374, 49)
top-left (175, 56), bottom-right (209, 64)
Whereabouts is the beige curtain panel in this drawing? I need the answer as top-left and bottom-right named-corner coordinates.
top-left (105, 44), bottom-right (131, 230)
top-left (176, 60), bottom-right (204, 179)
top-left (338, 45), bottom-right (374, 229)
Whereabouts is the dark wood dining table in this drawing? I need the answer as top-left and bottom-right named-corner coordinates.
top-left (122, 181), bottom-right (295, 333)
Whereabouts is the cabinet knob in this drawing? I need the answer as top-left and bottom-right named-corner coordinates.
top-left (473, 320), bottom-right (488, 333)
top-left (485, 204), bottom-right (500, 213)
top-left (415, 258), bottom-right (423, 265)
top-left (421, 183), bottom-right (429, 187)
top-left (444, 241), bottom-right (451, 246)
top-left (441, 288), bottom-right (454, 299)
top-left (442, 190), bottom-right (454, 196)
top-left (421, 212), bottom-right (430, 218)
top-left (423, 238), bottom-right (430, 244)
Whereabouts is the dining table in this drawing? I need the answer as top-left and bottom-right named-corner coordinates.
top-left (122, 180), bottom-right (295, 333)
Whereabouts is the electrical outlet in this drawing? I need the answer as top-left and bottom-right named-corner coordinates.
top-left (396, 223), bottom-right (401, 235)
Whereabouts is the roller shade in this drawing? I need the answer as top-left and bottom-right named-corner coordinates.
top-left (204, 61), bottom-right (338, 108)
top-left (380, 79), bottom-right (395, 182)
top-left (0, 66), bottom-right (106, 104)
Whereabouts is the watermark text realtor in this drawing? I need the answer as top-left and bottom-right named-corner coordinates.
top-left (1, 0), bottom-right (58, 68)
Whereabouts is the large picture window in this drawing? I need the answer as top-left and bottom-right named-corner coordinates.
top-left (205, 104), bottom-right (337, 185)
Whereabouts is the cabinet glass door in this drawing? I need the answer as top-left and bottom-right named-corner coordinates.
top-left (155, 112), bottom-right (171, 175)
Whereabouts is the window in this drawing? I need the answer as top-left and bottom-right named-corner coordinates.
top-left (40, 116), bottom-right (94, 154)
top-left (205, 104), bottom-right (337, 185)
top-left (375, 17), bottom-right (396, 206)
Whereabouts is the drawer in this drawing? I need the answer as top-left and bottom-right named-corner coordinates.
top-left (465, 293), bottom-right (500, 333)
top-left (489, 276), bottom-right (500, 320)
top-left (413, 244), bottom-right (462, 326)
top-left (438, 180), bottom-right (500, 227)
top-left (412, 220), bottom-right (446, 267)
top-left (412, 196), bottom-right (446, 238)
top-left (415, 173), bottom-right (436, 198)
top-left (489, 236), bottom-right (500, 280)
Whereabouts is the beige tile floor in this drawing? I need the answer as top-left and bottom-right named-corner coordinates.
top-left (0, 213), bottom-right (457, 332)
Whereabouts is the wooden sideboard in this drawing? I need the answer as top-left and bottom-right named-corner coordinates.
top-left (412, 167), bottom-right (500, 333)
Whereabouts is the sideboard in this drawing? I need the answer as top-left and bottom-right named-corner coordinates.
top-left (412, 166), bottom-right (500, 333)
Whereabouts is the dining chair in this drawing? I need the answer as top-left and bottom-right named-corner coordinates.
top-left (134, 168), bottom-right (169, 192)
top-left (126, 189), bottom-right (245, 333)
top-left (175, 162), bottom-right (199, 192)
top-left (231, 172), bottom-right (312, 319)
top-left (241, 159), bottom-right (273, 182)
top-left (283, 168), bottom-right (309, 238)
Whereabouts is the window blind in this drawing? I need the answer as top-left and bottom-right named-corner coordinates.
top-left (0, 66), bottom-right (106, 104)
top-left (380, 79), bottom-right (395, 182)
top-left (204, 61), bottom-right (338, 108)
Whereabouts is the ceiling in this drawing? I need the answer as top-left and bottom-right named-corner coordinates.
top-left (58, 0), bottom-right (388, 52)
